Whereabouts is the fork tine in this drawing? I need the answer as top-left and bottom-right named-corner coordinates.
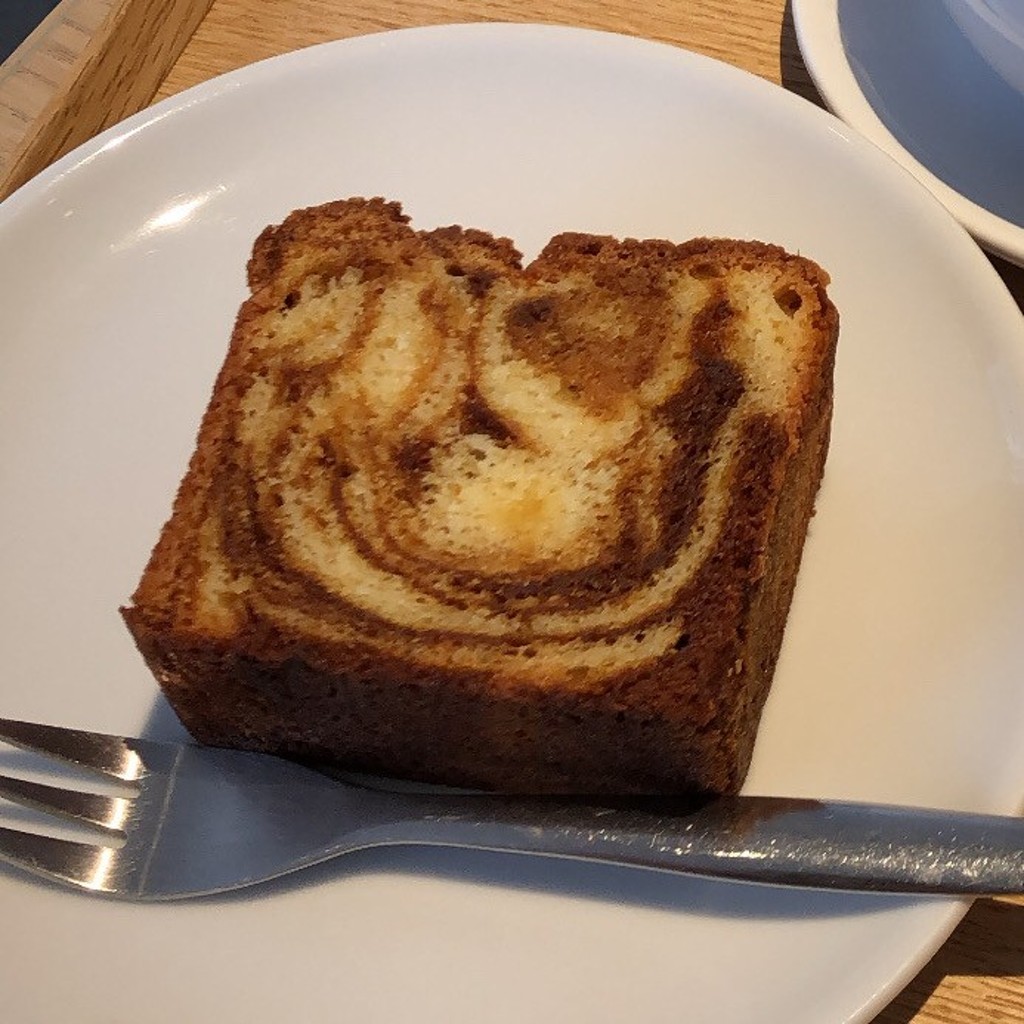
top-left (0, 773), bottom-right (131, 833)
top-left (0, 824), bottom-right (117, 893)
top-left (0, 718), bottom-right (157, 781)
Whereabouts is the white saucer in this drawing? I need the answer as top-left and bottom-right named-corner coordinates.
top-left (794, 0), bottom-right (1024, 266)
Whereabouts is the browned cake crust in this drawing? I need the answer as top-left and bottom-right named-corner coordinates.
top-left (122, 197), bottom-right (838, 795)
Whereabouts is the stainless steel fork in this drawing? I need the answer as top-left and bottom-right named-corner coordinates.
top-left (0, 717), bottom-right (1021, 900)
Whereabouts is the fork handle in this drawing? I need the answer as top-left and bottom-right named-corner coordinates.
top-left (380, 793), bottom-right (1024, 896)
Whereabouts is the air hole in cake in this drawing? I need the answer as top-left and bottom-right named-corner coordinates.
top-left (690, 263), bottom-right (720, 279)
top-left (460, 386), bottom-right (516, 443)
top-left (674, 633), bottom-right (691, 650)
top-left (508, 296), bottom-right (555, 328)
top-left (446, 263), bottom-right (466, 277)
top-left (282, 290), bottom-right (300, 310)
top-left (394, 437), bottom-right (434, 476)
top-left (317, 439), bottom-right (339, 468)
top-left (774, 287), bottom-right (803, 315)
top-left (466, 270), bottom-right (497, 298)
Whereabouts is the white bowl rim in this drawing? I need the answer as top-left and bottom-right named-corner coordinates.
top-left (793, 0), bottom-right (1024, 267)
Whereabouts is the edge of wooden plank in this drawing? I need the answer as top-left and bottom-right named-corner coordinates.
top-left (0, 0), bottom-right (108, 165)
top-left (0, 0), bottom-right (214, 201)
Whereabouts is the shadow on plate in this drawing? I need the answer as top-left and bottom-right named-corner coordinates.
top-left (0, 695), bottom-right (963, 921)
top-left (133, 697), bottom-right (928, 922)
top-left (837, 0), bottom-right (1024, 229)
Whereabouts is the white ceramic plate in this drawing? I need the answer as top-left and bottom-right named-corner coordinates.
top-left (793, 0), bottom-right (1024, 266)
top-left (2, 23), bottom-right (1024, 1024)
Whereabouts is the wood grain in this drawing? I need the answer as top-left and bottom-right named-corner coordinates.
top-left (0, 0), bottom-right (1022, 1021)
top-left (0, 0), bottom-right (112, 177)
top-left (877, 898), bottom-right (1024, 1024)
top-left (0, 0), bottom-right (213, 199)
top-left (156, 0), bottom-right (791, 100)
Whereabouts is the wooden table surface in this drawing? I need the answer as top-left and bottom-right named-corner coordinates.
top-left (1, 1), bottom-right (1022, 1022)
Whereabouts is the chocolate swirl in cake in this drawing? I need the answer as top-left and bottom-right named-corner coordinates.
top-left (124, 199), bottom-right (838, 794)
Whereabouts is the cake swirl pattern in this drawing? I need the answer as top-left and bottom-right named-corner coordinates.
top-left (124, 199), bottom-right (838, 793)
